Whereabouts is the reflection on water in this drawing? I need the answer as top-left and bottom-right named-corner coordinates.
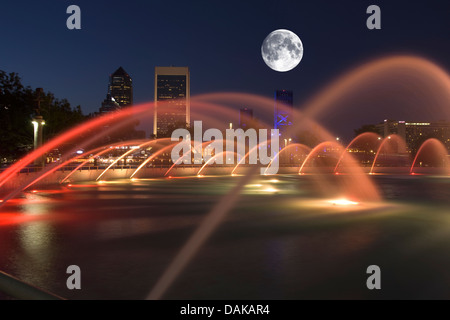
top-left (16, 222), bottom-right (58, 290)
top-left (0, 174), bottom-right (449, 299)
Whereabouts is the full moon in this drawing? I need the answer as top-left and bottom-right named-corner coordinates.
top-left (261, 29), bottom-right (303, 72)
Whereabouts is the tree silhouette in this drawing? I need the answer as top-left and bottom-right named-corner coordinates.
top-left (0, 70), bottom-right (88, 163)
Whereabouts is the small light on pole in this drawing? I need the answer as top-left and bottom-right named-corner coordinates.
top-left (32, 88), bottom-right (45, 167)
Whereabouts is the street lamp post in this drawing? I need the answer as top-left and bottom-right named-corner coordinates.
top-left (288, 138), bottom-right (292, 164)
top-left (32, 88), bottom-right (45, 167)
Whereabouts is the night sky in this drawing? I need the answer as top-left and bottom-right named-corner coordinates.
top-left (1, 0), bottom-right (449, 139)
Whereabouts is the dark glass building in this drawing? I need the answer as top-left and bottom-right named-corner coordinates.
top-left (154, 66), bottom-right (190, 137)
top-left (274, 90), bottom-right (293, 137)
top-left (109, 67), bottom-right (133, 107)
top-left (97, 67), bottom-right (141, 142)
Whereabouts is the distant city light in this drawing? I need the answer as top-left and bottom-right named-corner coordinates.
top-left (406, 122), bottom-right (430, 126)
top-left (245, 184), bottom-right (263, 187)
top-left (329, 199), bottom-right (359, 206)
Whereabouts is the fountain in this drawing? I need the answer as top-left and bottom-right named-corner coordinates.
top-left (334, 132), bottom-right (381, 174)
top-left (298, 141), bottom-right (342, 175)
top-left (370, 135), bottom-right (409, 174)
top-left (264, 143), bottom-right (311, 175)
top-left (410, 138), bottom-right (450, 175)
top-left (0, 55), bottom-right (449, 300)
top-left (196, 151), bottom-right (240, 176)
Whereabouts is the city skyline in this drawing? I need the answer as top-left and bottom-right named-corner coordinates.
top-left (1, 1), bottom-right (450, 302)
top-left (0, 1), bottom-right (449, 140)
top-left (91, 63), bottom-right (450, 143)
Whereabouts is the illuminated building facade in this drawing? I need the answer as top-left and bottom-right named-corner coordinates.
top-left (376, 119), bottom-right (450, 153)
top-left (154, 66), bottom-right (190, 137)
top-left (109, 67), bottom-right (133, 107)
top-left (274, 90), bottom-right (293, 138)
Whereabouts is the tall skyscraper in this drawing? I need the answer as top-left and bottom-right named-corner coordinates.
top-left (274, 90), bottom-right (293, 137)
top-left (109, 67), bottom-right (133, 107)
top-left (154, 66), bottom-right (190, 137)
top-left (97, 67), bottom-right (143, 142)
top-left (239, 107), bottom-right (253, 129)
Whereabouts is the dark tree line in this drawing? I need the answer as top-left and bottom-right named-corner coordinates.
top-left (0, 71), bottom-right (87, 163)
top-left (354, 124), bottom-right (379, 137)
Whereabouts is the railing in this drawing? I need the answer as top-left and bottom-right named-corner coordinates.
top-left (0, 271), bottom-right (64, 300)
top-left (1, 162), bottom-right (431, 175)
top-left (0, 164), bottom-right (242, 174)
